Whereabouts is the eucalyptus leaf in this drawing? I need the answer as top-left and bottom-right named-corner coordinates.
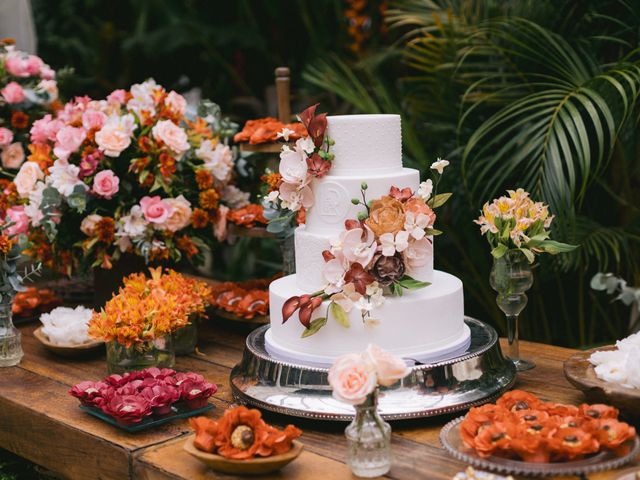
top-left (301, 317), bottom-right (327, 338)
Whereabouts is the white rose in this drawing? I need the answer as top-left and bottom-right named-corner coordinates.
top-left (14, 161), bottom-right (44, 198)
top-left (162, 195), bottom-right (192, 232)
top-left (80, 214), bottom-right (103, 236)
top-left (152, 119), bottom-right (189, 157)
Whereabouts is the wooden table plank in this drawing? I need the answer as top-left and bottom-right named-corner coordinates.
top-left (3, 319), bottom-right (638, 480)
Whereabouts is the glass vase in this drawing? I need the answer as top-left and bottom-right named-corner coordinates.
top-left (106, 336), bottom-right (175, 374)
top-left (0, 300), bottom-right (23, 367)
top-left (172, 319), bottom-right (198, 356)
top-left (279, 233), bottom-right (295, 276)
top-left (489, 249), bottom-right (535, 371)
top-left (345, 391), bottom-right (392, 478)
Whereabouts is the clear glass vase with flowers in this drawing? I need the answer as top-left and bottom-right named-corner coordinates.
top-left (328, 344), bottom-right (410, 478)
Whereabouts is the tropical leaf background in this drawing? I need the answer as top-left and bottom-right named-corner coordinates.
top-left (27, 0), bottom-right (640, 348)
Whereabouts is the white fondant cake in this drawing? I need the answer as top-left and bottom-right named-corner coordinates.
top-left (267, 114), bottom-right (469, 364)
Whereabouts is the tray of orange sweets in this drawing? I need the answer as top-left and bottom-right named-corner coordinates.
top-left (208, 277), bottom-right (278, 324)
top-left (440, 390), bottom-right (639, 477)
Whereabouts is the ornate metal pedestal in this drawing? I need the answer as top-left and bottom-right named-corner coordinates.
top-left (230, 317), bottom-right (516, 421)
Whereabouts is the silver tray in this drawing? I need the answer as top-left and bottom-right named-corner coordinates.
top-left (230, 317), bottom-right (516, 421)
top-left (440, 416), bottom-right (640, 477)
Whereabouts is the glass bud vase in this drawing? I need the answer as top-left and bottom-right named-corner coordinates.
top-left (106, 336), bottom-right (175, 374)
top-left (345, 391), bottom-right (392, 478)
top-left (0, 300), bottom-right (23, 367)
top-left (490, 249), bottom-right (535, 371)
top-left (173, 319), bottom-right (198, 356)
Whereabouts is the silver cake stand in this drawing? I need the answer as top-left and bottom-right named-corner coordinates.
top-left (230, 317), bottom-right (516, 421)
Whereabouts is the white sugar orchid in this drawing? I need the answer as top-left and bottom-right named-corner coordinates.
top-left (340, 226), bottom-right (377, 267)
top-left (404, 212), bottom-right (430, 240)
top-left (379, 230), bottom-right (409, 256)
top-left (323, 252), bottom-right (349, 295)
top-left (430, 158), bottom-right (450, 174)
top-left (296, 136), bottom-right (315, 155)
top-left (330, 283), bottom-right (362, 312)
top-left (277, 127), bottom-right (295, 142)
top-left (417, 179), bottom-right (433, 202)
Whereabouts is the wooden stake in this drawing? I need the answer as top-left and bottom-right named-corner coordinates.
top-left (275, 67), bottom-right (291, 123)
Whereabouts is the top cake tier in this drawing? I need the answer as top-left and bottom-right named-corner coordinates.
top-left (327, 114), bottom-right (402, 174)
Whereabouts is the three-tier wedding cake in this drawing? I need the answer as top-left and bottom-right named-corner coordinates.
top-left (266, 113), bottom-right (470, 365)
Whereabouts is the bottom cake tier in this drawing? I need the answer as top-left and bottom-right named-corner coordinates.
top-left (267, 270), bottom-right (471, 366)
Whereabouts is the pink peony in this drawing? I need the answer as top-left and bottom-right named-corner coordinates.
top-left (5, 206), bottom-right (30, 236)
top-left (1, 142), bottom-right (25, 169)
top-left (30, 114), bottom-right (63, 144)
top-left (106, 89), bottom-right (127, 104)
top-left (54, 126), bottom-right (86, 161)
top-left (1, 82), bottom-right (25, 104)
top-left (164, 91), bottom-right (187, 116)
top-left (151, 120), bottom-right (189, 157)
top-left (82, 109), bottom-right (107, 131)
top-left (0, 128), bottom-right (14, 147)
top-left (139, 196), bottom-right (173, 224)
top-left (328, 353), bottom-right (377, 405)
top-left (92, 169), bottom-right (120, 199)
top-left (5, 52), bottom-right (42, 77)
top-left (364, 344), bottom-right (410, 387)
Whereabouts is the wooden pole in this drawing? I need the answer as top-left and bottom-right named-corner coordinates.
top-left (275, 67), bottom-right (291, 124)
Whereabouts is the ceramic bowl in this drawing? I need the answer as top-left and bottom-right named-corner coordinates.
top-left (33, 326), bottom-right (104, 357)
top-left (183, 437), bottom-right (303, 475)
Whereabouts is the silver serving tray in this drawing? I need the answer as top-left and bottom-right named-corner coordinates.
top-left (230, 317), bottom-right (516, 421)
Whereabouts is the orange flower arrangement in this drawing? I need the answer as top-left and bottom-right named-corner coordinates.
top-left (233, 118), bottom-right (307, 145)
top-left (208, 277), bottom-right (276, 319)
top-left (460, 390), bottom-right (636, 463)
top-left (190, 406), bottom-right (301, 460)
top-left (227, 204), bottom-right (267, 228)
top-left (88, 268), bottom-right (211, 347)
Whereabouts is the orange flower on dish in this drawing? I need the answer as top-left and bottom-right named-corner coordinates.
top-left (579, 403), bottom-right (619, 420)
top-left (541, 402), bottom-right (579, 417)
top-left (592, 419), bottom-right (636, 451)
top-left (234, 290), bottom-right (269, 319)
top-left (227, 204), bottom-right (267, 228)
top-left (472, 422), bottom-right (515, 458)
top-left (216, 289), bottom-right (245, 312)
top-left (547, 427), bottom-right (600, 460)
top-left (496, 390), bottom-right (542, 412)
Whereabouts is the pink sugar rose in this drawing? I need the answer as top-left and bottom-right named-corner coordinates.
top-left (92, 169), bottom-right (120, 199)
top-left (1, 142), bottom-right (25, 170)
top-left (54, 126), bottom-right (86, 161)
top-left (30, 115), bottom-right (63, 144)
top-left (106, 89), bottom-right (127, 104)
top-left (328, 353), bottom-right (377, 405)
top-left (151, 119), bottom-right (189, 157)
top-left (0, 128), bottom-right (14, 147)
top-left (140, 196), bottom-right (173, 224)
top-left (4, 206), bottom-right (29, 236)
top-left (82, 109), bottom-right (107, 131)
top-left (403, 237), bottom-right (433, 269)
top-left (1, 82), bottom-right (25, 104)
top-left (364, 344), bottom-right (410, 387)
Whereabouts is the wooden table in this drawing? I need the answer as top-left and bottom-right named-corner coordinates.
top-left (1, 320), bottom-right (637, 480)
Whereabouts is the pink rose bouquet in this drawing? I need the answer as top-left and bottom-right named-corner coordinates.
top-left (5, 78), bottom-right (249, 274)
top-left (328, 344), bottom-right (410, 405)
top-left (69, 367), bottom-right (217, 425)
top-left (0, 39), bottom-right (61, 175)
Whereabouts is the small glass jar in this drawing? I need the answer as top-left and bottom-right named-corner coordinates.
top-left (0, 300), bottom-right (23, 367)
top-left (172, 318), bottom-right (198, 356)
top-left (106, 336), bottom-right (175, 374)
top-left (345, 391), bottom-right (392, 477)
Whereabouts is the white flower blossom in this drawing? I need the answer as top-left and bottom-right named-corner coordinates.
top-left (430, 158), bottom-right (450, 174)
top-left (276, 127), bottom-right (295, 142)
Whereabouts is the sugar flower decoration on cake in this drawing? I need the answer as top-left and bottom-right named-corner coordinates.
top-left (282, 165), bottom-right (452, 337)
top-left (475, 189), bottom-right (578, 263)
top-left (261, 104), bottom-right (333, 237)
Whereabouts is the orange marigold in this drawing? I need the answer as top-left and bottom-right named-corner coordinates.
top-left (11, 111), bottom-right (29, 130)
top-left (27, 143), bottom-right (54, 172)
top-left (261, 172), bottom-right (282, 192)
top-left (0, 235), bottom-right (14, 255)
top-left (94, 217), bottom-right (116, 244)
top-left (199, 188), bottom-right (220, 210)
top-left (176, 235), bottom-right (199, 259)
top-left (195, 169), bottom-right (214, 190)
top-left (191, 208), bottom-right (209, 228)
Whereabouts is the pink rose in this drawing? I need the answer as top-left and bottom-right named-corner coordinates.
top-left (54, 126), bottom-right (86, 161)
top-left (364, 344), bottom-right (410, 387)
top-left (26, 55), bottom-right (43, 76)
top-left (140, 196), bottom-right (173, 224)
top-left (1, 82), bottom-right (25, 104)
top-left (328, 353), bottom-right (377, 405)
top-left (164, 91), bottom-right (187, 116)
top-left (92, 170), bottom-right (120, 199)
top-left (106, 89), bottom-right (127, 104)
top-left (30, 115), bottom-right (63, 144)
top-left (82, 110), bottom-right (107, 131)
top-left (95, 114), bottom-right (136, 157)
top-left (1, 142), bottom-right (25, 169)
top-left (0, 128), bottom-right (14, 147)
top-left (151, 120), bottom-right (189, 157)
top-left (4, 206), bottom-right (29, 236)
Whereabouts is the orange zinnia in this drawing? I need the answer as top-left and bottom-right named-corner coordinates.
top-left (199, 188), bottom-right (220, 210)
top-left (195, 169), bottom-right (214, 190)
top-left (11, 111), bottom-right (29, 129)
top-left (191, 208), bottom-right (209, 228)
